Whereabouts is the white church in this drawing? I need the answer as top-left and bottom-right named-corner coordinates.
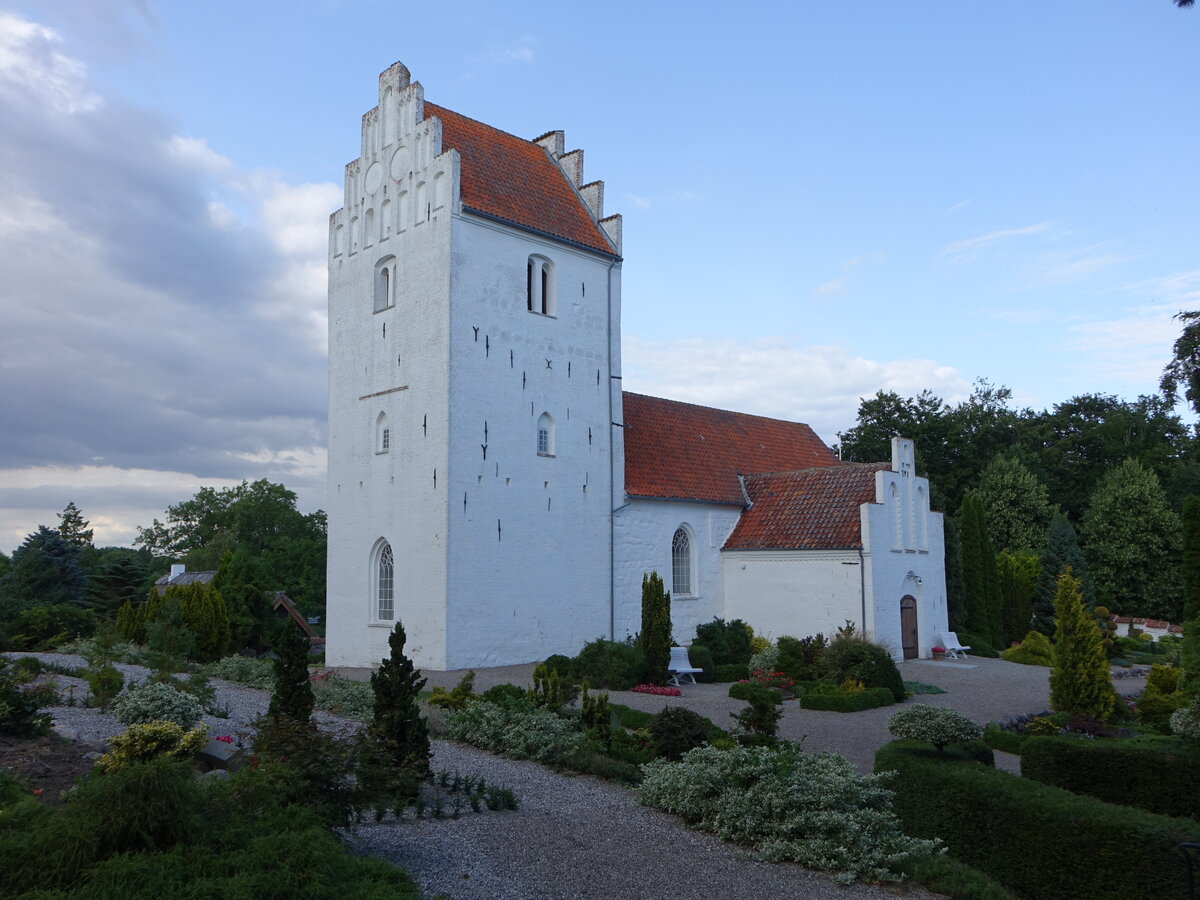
top-left (324, 63), bottom-right (948, 672)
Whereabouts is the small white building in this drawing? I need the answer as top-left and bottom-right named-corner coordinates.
top-left (325, 63), bottom-right (947, 671)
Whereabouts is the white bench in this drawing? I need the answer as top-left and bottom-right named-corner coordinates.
top-left (667, 646), bottom-right (704, 686)
top-left (940, 632), bottom-right (971, 660)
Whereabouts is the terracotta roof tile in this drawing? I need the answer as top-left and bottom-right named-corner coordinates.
top-left (622, 392), bottom-right (840, 505)
top-left (425, 102), bottom-right (617, 257)
top-left (724, 464), bottom-right (890, 550)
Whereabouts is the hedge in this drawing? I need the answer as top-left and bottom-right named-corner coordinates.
top-left (712, 663), bottom-right (748, 683)
top-left (1020, 735), bottom-right (1200, 820)
top-left (875, 740), bottom-right (1200, 900)
top-left (981, 723), bottom-right (1025, 756)
top-left (801, 687), bottom-right (893, 712)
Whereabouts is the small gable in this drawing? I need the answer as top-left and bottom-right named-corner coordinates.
top-left (724, 463), bottom-right (889, 550)
top-left (622, 392), bottom-right (840, 506)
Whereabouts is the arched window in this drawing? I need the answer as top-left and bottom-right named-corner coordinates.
top-left (374, 256), bottom-right (396, 312)
top-left (536, 412), bottom-right (555, 457)
top-left (526, 255), bottom-right (556, 316)
top-left (373, 540), bottom-right (395, 621)
top-left (672, 526), bottom-right (693, 596)
top-left (376, 411), bottom-right (390, 453)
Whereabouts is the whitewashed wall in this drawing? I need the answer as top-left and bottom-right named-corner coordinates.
top-left (722, 549), bottom-right (865, 642)
top-left (613, 499), bottom-right (741, 644)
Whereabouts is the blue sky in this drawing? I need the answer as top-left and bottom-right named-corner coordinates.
top-left (0, 1), bottom-right (1197, 552)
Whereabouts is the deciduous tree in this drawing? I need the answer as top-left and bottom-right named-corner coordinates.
top-left (975, 455), bottom-right (1056, 554)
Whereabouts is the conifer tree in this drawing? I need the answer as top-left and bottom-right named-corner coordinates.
top-left (369, 621), bottom-right (431, 777)
top-left (1034, 515), bottom-right (1093, 633)
top-left (1049, 569), bottom-right (1115, 721)
top-left (268, 618), bottom-right (314, 724)
top-left (958, 493), bottom-right (1003, 647)
top-left (640, 572), bottom-right (672, 686)
top-left (943, 515), bottom-right (966, 631)
top-left (996, 551), bottom-right (1039, 646)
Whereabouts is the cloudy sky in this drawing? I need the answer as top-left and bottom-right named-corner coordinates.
top-left (1, 1), bottom-right (1197, 553)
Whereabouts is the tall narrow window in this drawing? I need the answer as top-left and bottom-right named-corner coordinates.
top-left (526, 255), bottom-right (555, 316)
top-left (374, 256), bottom-right (396, 312)
top-left (377, 542), bottom-right (394, 620)
top-left (672, 527), bottom-right (693, 596)
top-left (536, 412), bottom-right (555, 456)
top-left (376, 411), bottom-right (390, 453)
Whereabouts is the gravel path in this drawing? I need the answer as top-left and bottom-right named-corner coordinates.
top-left (5, 651), bottom-right (1147, 900)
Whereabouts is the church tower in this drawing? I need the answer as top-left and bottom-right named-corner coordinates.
top-left (325, 63), bottom-right (624, 670)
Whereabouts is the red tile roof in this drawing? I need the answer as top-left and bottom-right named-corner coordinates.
top-left (622, 392), bottom-right (840, 506)
top-left (425, 102), bottom-right (617, 257)
top-left (724, 464), bottom-right (890, 550)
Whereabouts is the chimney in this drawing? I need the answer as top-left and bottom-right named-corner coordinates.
top-left (169, 563), bottom-right (185, 583)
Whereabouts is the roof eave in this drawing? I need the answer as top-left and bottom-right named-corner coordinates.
top-left (463, 206), bottom-right (622, 260)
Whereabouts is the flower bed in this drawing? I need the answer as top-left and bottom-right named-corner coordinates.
top-left (632, 684), bottom-right (681, 696)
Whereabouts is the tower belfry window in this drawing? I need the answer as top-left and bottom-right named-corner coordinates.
top-left (526, 255), bottom-right (555, 316)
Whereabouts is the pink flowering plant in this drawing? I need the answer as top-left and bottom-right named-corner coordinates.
top-left (740, 668), bottom-right (796, 693)
top-left (931, 646), bottom-right (946, 654)
top-left (632, 684), bottom-right (682, 696)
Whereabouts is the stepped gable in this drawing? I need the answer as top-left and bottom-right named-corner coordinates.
top-left (425, 102), bottom-right (617, 257)
top-left (622, 392), bottom-right (839, 506)
top-left (724, 463), bottom-right (891, 550)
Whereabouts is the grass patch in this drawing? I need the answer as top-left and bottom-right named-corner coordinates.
top-left (904, 681), bottom-right (946, 695)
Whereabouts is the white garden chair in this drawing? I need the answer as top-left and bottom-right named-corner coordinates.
top-left (940, 632), bottom-right (971, 660)
top-left (667, 646), bottom-right (704, 686)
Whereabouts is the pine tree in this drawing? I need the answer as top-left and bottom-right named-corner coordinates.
top-left (958, 493), bottom-right (1003, 648)
top-left (640, 572), bottom-right (671, 686)
top-left (996, 551), bottom-right (1039, 646)
top-left (268, 619), bottom-right (315, 724)
top-left (57, 502), bottom-right (94, 550)
top-left (1034, 515), bottom-right (1093, 634)
top-left (1083, 459), bottom-right (1182, 622)
top-left (1049, 569), bottom-right (1115, 720)
top-left (369, 621), bottom-right (431, 777)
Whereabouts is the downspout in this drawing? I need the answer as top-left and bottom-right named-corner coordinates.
top-left (858, 547), bottom-right (867, 634)
top-left (607, 257), bottom-right (618, 641)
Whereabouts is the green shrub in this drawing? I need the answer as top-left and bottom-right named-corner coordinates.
top-left (580, 683), bottom-right (611, 748)
top-left (267, 620), bottom-right (315, 724)
top-left (727, 680), bottom-right (771, 702)
top-left (428, 670), bottom-right (477, 711)
top-left (776, 633), bottom-right (828, 680)
top-left (206, 654), bottom-right (276, 689)
top-left (1020, 734), bottom-right (1200, 819)
top-left (639, 743), bottom-right (940, 884)
top-left (747, 644), bottom-right (780, 675)
top-left (894, 852), bottom-right (1017, 900)
top-left (875, 740), bottom-right (1200, 899)
top-left (801, 687), bottom-right (894, 712)
top-left (528, 663), bottom-right (572, 713)
top-left (821, 637), bottom-right (906, 702)
top-left (565, 747), bottom-right (644, 784)
top-left (479, 682), bottom-right (528, 708)
top-left (0, 657), bottom-right (52, 736)
top-left (640, 572), bottom-right (672, 686)
top-left (731, 684), bottom-right (783, 739)
top-left (444, 700), bottom-right (585, 765)
top-left (4, 604), bottom-right (97, 651)
top-left (253, 714), bottom-right (365, 828)
top-left (1172, 696), bottom-right (1200, 741)
top-left (572, 638), bottom-right (647, 690)
top-left (540, 653), bottom-right (576, 680)
top-left (112, 680), bottom-right (204, 729)
top-left (367, 621), bottom-right (431, 779)
top-left (98, 721), bottom-right (209, 773)
top-left (887, 705), bottom-right (982, 751)
top-left (84, 663), bottom-right (124, 708)
top-left (712, 662), bottom-right (748, 682)
top-left (982, 723), bottom-right (1026, 755)
top-left (685, 643), bottom-right (715, 682)
top-left (1000, 630), bottom-right (1054, 666)
top-left (649, 706), bottom-right (712, 760)
top-left (693, 617), bottom-right (753, 666)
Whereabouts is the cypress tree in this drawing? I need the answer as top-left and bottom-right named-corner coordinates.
top-left (640, 572), bottom-right (671, 686)
top-left (369, 621), bottom-right (431, 777)
top-left (268, 619), bottom-right (314, 724)
top-left (996, 551), bottom-right (1039, 646)
top-left (958, 493), bottom-right (1003, 648)
top-left (943, 516), bottom-right (966, 631)
top-left (1049, 568), bottom-right (1115, 721)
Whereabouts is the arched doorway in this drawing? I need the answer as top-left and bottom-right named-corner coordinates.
top-left (900, 595), bottom-right (918, 660)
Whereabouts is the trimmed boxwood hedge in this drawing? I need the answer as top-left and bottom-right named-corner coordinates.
top-left (800, 687), bottom-right (893, 712)
top-left (1020, 734), bottom-right (1200, 820)
top-left (981, 723), bottom-right (1026, 755)
top-left (875, 740), bottom-right (1200, 900)
top-left (712, 663), bottom-right (748, 683)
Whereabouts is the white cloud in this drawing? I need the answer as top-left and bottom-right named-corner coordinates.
top-left (0, 12), bottom-right (100, 113)
top-left (945, 198), bottom-right (973, 214)
top-left (622, 335), bottom-right (969, 445)
top-left (491, 36), bottom-right (537, 64)
top-left (942, 221), bottom-right (1052, 262)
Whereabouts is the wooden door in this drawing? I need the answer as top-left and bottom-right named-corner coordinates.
top-left (900, 595), bottom-right (918, 660)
